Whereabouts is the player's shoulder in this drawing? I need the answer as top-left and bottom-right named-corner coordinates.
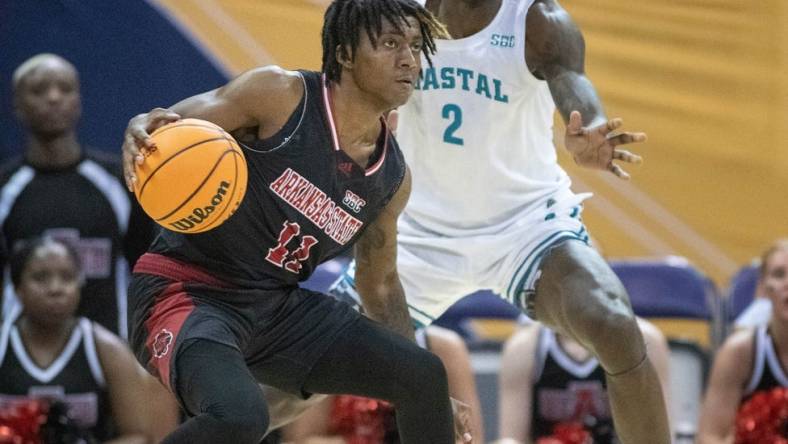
top-left (526, 0), bottom-right (573, 35)
top-left (529, 0), bottom-right (564, 16)
top-left (235, 65), bottom-right (305, 98)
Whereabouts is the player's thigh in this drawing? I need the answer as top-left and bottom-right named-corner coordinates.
top-left (302, 315), bottom-right (447, 402)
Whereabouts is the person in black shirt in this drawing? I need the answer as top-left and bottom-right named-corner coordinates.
top-left (121, 1), bottom-right (463, 443)
top-left (0, 237), bottom-right (148, 443)
top-left (1, 53), bottom-right (155, 339)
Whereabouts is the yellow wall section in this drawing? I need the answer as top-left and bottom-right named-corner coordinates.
top-left (153, 0), bottom-right (787, 284)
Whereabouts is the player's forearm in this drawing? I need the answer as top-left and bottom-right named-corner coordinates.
top-left (548, 71), bottom-right (606, 128)
top-left (359, 282), bottom-right (416, 341)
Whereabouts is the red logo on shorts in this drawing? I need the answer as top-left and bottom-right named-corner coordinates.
top-left (152, 329), bottom-right (174, 359)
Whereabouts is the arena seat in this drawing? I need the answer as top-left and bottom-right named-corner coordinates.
top-left (726, 261), bottom-right (759, 322)
top-left (609, 256), bottom-right (718, 348)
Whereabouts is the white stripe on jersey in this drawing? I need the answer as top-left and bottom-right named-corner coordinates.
top-left (0, 166), bottom-right (35, 226)
top-left (77, 159), bottom-right (130, 234)
top-left (10, 323), bottom-right (84, 384)
top-left (80, 319), bottom-right (107, 388)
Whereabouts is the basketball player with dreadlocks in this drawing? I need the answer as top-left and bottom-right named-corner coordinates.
top-left (120, 1), bottom-right (463, 443)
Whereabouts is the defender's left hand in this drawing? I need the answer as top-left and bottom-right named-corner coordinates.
top-left (564, 110), bottom-right (645, 180)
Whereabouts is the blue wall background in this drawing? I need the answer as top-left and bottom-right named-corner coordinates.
top-left (0, 0), bottom-right (229, 161)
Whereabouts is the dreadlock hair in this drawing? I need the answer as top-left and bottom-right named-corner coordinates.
top-left (321, 0), bottom-right (449, 82)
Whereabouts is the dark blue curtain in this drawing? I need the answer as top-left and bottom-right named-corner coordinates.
top-left (0, 0), bottom-right (229, 160)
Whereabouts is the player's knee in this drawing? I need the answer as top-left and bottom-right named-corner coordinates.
top-left (581, 299), bottom-right (644, 370)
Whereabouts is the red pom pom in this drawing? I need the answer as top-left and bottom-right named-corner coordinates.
top-left (735, 387), bottom-right (788, 444)
top-left (329, 395), bottom-right (395, 444)
top-left (536, 422), bottom-right (592, 444)
top-left (0, 399), bottom-right (50, 444)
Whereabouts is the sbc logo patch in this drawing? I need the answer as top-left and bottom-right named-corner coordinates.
top-left (152, 329), bottom-right (174, 359)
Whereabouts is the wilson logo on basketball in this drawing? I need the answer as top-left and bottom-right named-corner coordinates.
top-left (169, 181), bottom-right (231, 232)
top-left (152, 329), bottom-right (174, 359)
top-left (133, 118), bottom-right (248, 234)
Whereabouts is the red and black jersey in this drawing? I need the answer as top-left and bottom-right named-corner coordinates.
top-left (149, 70), bottom-right (406, 288)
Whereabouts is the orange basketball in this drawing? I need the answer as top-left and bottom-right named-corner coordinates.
top-left (133, 118), bottom-right (247, 234)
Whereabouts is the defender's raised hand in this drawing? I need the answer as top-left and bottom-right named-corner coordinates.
top-left (564, 110), bottom-right (646, 180)
top-left (122, 108), bottom-right (180, 191)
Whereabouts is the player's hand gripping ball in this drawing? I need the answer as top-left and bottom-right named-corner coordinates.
top-left (133, 118), bottom-right (248, 234)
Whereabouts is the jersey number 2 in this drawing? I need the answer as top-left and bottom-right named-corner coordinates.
top-left (266, 221), bottom-right (318, 273)
top-left (442, 104), bottom-right (464, 146)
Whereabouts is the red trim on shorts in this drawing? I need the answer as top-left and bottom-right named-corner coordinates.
top-left (144, 282), bottom-right (194, 391)
top-left (134, 253), bottom-right (232, 288)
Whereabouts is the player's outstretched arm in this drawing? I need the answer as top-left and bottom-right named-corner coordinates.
top-left (353, 167), bottom-right (414, 341)
top-left (121, 66), bottom-right (303, 190)
top-left (525, 0), bottom-right (645, 180)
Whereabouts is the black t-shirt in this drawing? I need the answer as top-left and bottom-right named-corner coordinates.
top-left (0, 150), bottom-right (155, 337)
top-left (150, 70), bottom-right (406, 288)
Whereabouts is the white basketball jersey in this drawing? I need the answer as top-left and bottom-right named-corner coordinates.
top-left (398, 0), bottom-right (572, 235)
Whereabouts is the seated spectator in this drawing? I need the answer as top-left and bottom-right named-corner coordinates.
top-left (496, 318), bottom-right (671, 444)
top-left (697, 239), bottom-right (788, 444)
top-left (1, 53), bottom-right (154, 338)
top-left (0, 237), bottom-right (149, 443)
top-left (282, 326), bottom-right (484, 444)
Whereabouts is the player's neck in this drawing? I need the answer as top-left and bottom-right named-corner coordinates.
top-left (328, 81), bottom-right (385, 166)
top-left (438, 0), bottom-right (501, 39)
top-left (25, 131), bottom-right (82, 170)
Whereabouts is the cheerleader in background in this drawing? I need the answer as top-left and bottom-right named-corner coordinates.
top-left (0, 238), bottom-right (151, 443)
top-left (698, 239), bottom-right (788, 444)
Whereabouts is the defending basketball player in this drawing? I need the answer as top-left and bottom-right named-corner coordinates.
top-left (120, 1), bottom-right (466, 443)
top-left (327, 1), bottom-right (671, 443)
